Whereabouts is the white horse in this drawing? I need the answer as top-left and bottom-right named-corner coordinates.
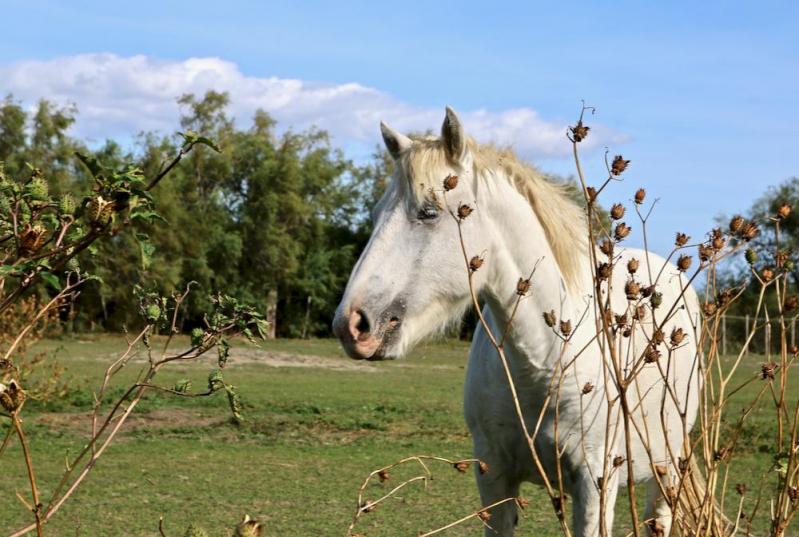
top-left (333, 107), bottom-right (701, 536)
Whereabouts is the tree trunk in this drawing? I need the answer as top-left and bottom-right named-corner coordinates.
top-left (265, 289), bottom-right (278, 339)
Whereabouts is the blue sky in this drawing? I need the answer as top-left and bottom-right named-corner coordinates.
top-left (2, 0), bottom-right (798, 255)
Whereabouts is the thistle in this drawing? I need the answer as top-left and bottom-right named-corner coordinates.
top-left (677, 255), bottom-right (692, 272)
top-left (610, 155), bottom-right (630, 176)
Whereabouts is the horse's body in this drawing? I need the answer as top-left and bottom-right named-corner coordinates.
top-left (334, 107), bottom-right (701, 536)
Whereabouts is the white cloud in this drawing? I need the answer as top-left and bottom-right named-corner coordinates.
top-left (0, 53), bottom-right (626, 158)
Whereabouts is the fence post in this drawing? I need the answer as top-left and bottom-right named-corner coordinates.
top-left (744, 314), bottom-right (750, 356)
top-left (766, 320), bottom-right (771, 357)
top-left (722, 314), bottom-right (727, 356)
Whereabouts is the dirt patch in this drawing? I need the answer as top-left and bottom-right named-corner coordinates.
top-left (37, 408), bottom-right (221, 437)
top-left (205, 348), bottom-right (380, 372)
top-left (93, 348), bottom-right (381, 372)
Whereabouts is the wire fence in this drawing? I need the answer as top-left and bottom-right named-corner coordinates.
top-left (715, 314), bottom-right (795, 356)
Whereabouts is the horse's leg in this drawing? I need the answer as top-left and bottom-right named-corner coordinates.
top-left (644, 475), bottom-right (672, 536)
top-left (475, 462), bottom-right (520, 537)
top-left (572, 469), bottom-right (618, 537)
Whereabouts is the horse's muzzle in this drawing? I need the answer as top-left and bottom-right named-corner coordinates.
top-left (333, 303), bottom-right (403, 360)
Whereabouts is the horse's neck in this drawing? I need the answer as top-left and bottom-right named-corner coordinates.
top-left (480, 178), bottom-right (591, 373)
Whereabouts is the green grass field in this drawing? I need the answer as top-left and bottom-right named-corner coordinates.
top-left (0, 336), bottom-right (790, 536)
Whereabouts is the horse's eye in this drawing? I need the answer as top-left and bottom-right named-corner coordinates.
top-left (417, 205), bottom-right (439, 221)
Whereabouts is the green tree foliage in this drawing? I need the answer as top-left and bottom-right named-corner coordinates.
top-left (717, 177), bottom-right (798, 352)
top-left (0, 91), bottom-right (380, 337)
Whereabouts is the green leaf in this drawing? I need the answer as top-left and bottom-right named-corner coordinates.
top-left (39, 271), bottom-right (61, 290)
top-left (173, 379), bottom-right (192, 393)
top-left (135, 233), bottom-right (155, 271)
top-left (74, 152), bottom-right (104, 178)
top-left (178, 131), bottom-right (220, 153)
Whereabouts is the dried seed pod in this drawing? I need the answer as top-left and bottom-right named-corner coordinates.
top-left (18, 223), bottom-right (47, 256)
top-left (613, 455), bottom-right (624, 468)
top-left (453, 460), bottom-right (470, 472)
top-left (741, 221), bottom-right (759, 241)
top-left (0, 380), bottom-right (25, 413)
top-left (716, 289), bottom-right (735, 309)
top-left (627, 258), bottom-right (639, 274)
top-left (469, 255), bottom-right (484, 272)
top-left (582, 382), bottom-right (594, 395)
top-left (543, 310), bottom-right (557, 327)
top-left (634, 188), bottom-right (646, 204)
top-left (761, 361), bottom-right (777, 380)
top-left (650, 291), bottom-right (663, 309)
top-left (477, 509), bottom-right (492, 522)
top-left (776, 249), bottom-right (790, 268)
top-left (478, 460), bottom-right (490, 474)
top-left (670, 327), bottom-right (686, 346)
top-left (677, 255), bottom-right (692, 272)
top-left (599, 239), bottom-right (614, 256)
top-left (712, 234), bottom-right (725, 251)
top-left (675, 232), bottom-right (690, 247)
top-left (652, 329), bottom-right (665, 345)
top-left (729, 215), bottom-right (745, 234)
top-left (647, 519), bottom-right (665, 537)
top-left (614, 222), bottom-right (631, 241)
top-left (596, 262), bottom-right (612, 281)
top-left (559, 319), bottom-right (572, 337)
top-left (678, 458), bottom-right (689, 473)
top-left (625, 280), bottom-right (641, 300)
top-left (443, 174), bottom-right (459, 191)
top-left (777, 202), bottom-right (792, 220)
top-left (784, 295), bottom-right (799, 313)
top-left (516, 277), bottom-right (531, 296)
top-left (634, 305), bottom-right (647, 321)
top-left (614, 313), bottom-right (628, 328)
top-left (586, 186), bottom-right (598, 202)
top-left (641, 284), bottom-right (655, 298)
top-left (551, 495), bottom-right (565, 516)
top-left (610, 203), bottom-right (626, 220)
top-left (611, 155), bottom-right (630, 176)
top-left (234, 516), bottom-right (264, 537)
top-left (761, 267), bottom-right (775, 281)
top-left (644, 345), bottom-right (661, 363)
top-left (457, 203), bottom-right (473, 219)
top-left (378, 469), bottom-right (390, 482)
top-left (666, 485), bottom-right (678, 504)
top-left (789, 487), bottom-right (799, 502)
top-left (745, 248), bottom-right (758, 265)
top-left (698, 244), bottom-right (714, 262)
top-left (735, 483), bottom-right (747, 495)
top-left (702, 302), bottom-right (717, 316)
top-left (516, 497), bottom-right (530, 509)
top-left (655, 465), bottom-right (668, 477)
top-left (570, 120), bottom-right (590, 142)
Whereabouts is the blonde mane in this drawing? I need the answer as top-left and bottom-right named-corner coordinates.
top-left (401, 137), bottom-right (588, 290)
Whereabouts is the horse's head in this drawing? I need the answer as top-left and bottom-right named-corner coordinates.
top-left (333, 107), bottom-right (491, 360)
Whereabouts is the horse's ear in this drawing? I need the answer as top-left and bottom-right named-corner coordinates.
top-left (441, 106), bottom-right (466, 160)
top-left (380, 121), bottom-right (412, 160)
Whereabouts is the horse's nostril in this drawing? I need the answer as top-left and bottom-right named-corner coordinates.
top-left (355, 309), bottom-right (371, 336)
